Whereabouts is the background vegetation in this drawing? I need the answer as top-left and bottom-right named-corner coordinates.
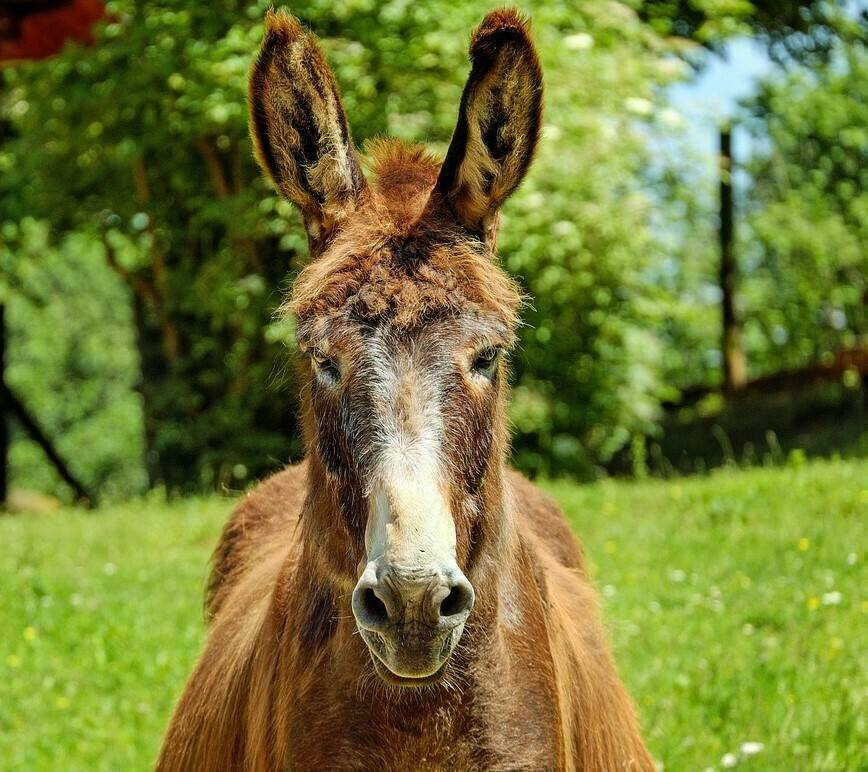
top-left (1, 0), bottom-right (864, 498)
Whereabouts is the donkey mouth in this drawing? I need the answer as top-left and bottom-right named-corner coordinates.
top-left (371, 656), bottom-right (451, 688)
top-left (361, 623), bottom-right (462, 685)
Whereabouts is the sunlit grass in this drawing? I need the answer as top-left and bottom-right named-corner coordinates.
top-left (546, 458), bottom-right (867, 770)
top-left (1, 459), bottom-right (865, 770)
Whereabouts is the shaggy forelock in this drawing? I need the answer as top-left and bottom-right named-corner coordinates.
top-left (286, 139), bottom-right (521, 335)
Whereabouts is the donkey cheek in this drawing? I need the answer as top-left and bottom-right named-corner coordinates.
top-left (445, 395), bottom-right (497, 493)
top-left (313, 396), bottom-right (357, 478)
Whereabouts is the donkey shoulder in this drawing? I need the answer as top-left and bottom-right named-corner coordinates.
top-left (205, 460), bottom-right (307, 618)
top-left (507, 468), bottom-right (586, 574)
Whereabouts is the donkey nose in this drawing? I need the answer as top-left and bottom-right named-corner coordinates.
top-left (352, 567), bottom-right (474, 632)
top-left (431, 571), bottom-right (475, 624)
top-left (352, 574), bottom-right (392, 632)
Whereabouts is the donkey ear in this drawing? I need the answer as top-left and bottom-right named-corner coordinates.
top-left (249, 10), bottom-right (366, 254)
top-left (435, 9), bottom-right (543, 241)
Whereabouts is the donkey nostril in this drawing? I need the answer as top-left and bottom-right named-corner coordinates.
top-left (440, 586), bottom-right (463, 616)
top-left (439, 582), bottom-right (473, 618)
top-left (362, 588), bottom-right (389, 625)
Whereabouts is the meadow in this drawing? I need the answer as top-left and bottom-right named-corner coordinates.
top-left (1, 458), bottom-right (865, 770)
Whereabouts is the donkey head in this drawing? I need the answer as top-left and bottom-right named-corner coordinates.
top-left (250, 8), bottom-right (542, 685)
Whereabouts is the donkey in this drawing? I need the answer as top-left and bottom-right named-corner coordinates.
top-left (157, 8), bottom-right (654, 771)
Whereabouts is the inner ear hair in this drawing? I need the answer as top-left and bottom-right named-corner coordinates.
top-left (248, 10), bottom-right (366, 252)
top-left (435, 8), bottom-right (543, 238)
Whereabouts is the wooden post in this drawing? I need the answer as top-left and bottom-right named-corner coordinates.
top-left (720, 128), bottom-right (746, 392)
top-left (0, 305), bottom-right (7, 506)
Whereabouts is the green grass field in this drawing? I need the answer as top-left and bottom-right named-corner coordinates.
top-left (1, 459), bottom-right (865, 770)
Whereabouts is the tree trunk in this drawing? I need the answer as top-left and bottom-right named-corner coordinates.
top-left (720, 128), bottom-right (747, 393)
top-left (0, 305), bottom-right (8, 506)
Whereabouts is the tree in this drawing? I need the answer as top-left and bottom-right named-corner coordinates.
top-left (637, 0), bottom-right (866, 64)
top-left (741, 43), bottom-right (867, 374)
top-left (2, 2), bottom-right (305, 490)
top-left (643, 2), bottom-right (866, 397)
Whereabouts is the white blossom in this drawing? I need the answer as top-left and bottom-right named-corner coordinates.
top-left (740, 742), bottom-right (765, 756)
top-left (625, 97), bottom-right (653, 116)
top-left (565, 33), bottom-right (594, 51)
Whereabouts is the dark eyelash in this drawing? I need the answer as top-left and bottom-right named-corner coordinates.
top-left (471, 347), bottom-right (501, 377)
top-left (312, 350), bottom-right (340, 381)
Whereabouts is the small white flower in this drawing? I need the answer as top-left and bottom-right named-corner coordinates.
top-left (740, 742), bottom-right (765, 756)
top-left (565, 32), bottom-right (594, 51)
top-left (524, 192), bottom-right (545, 209)
top-left (542, 124), bottom-right (562, 141)
top-left (603, 584), bottom-right (616, 598)
top-left (659, 107), bottom-right (683, 128)
top-left (669, 569), bottom-right (686, 583)
top-left (822, 591), bottom-right (842, 606)
top-left (624, 97), bottom-right (653, 117)
top-left (721, 752), bottom-right (738, 767)
top-left (103, 562), bottom-right (117, 576)
top-left (847, 553), bottom-right (857, 565)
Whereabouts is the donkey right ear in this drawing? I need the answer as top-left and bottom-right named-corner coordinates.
top-left (249, 10), bottom-right (366, 254)
top-left (435, 9), bottom-right (543, 242)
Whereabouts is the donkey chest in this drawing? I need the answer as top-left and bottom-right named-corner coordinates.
top-left (286, 680), bottom-right (561, 771)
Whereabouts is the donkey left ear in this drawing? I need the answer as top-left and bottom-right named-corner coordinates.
top-left (435, 9), bottom-right (543, 242)
top-left (249, 10), bottom-right (366, 255)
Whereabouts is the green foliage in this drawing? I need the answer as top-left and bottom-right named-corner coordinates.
top-left (494, 4), bottom-right (681, 475)
top-left (1, 1), bottom-right (314, 491)
top-left (1, 459), bottom-right (865, 767)
top-left (0, 221), bottom-right (147, 500)
top-left (644, 151), bottom-right (723, 390)
top-left (0, 0), bottom-right (688, 489)
top-left (741, 45), bottom-right (868, 374)
top-left (0, 1), bottom-right (864, 495)
top-left (636, 0), bottom-right (865, 63)
top-left (647, 37), bottom-right (867, 395)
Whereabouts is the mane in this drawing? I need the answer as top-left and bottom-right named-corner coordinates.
top-left (366, 139), bottom-right (441, 201)
top-left (285, 138), bottom-right (522, 332)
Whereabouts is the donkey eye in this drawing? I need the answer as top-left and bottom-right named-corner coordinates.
top-left (470, 347), bottom-right (501, 380)
top-left (311, 348), bottom-right (341, 382)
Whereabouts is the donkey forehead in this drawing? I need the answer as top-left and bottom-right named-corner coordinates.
top-left (300, 309), bottom-right (514, 360)
top-left (289, 227), bottom-right (522, 337)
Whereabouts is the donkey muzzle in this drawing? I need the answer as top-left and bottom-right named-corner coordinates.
top-left (352, 562), bottom-right (474, 681)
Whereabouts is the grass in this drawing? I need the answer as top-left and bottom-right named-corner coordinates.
top-left (0, 459), bottom-right (865, 770)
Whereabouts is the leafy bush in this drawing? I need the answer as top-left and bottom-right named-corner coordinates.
top-left (742, 45), bottom-right (867, 373)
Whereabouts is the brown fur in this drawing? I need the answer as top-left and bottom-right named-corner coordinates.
top-left (287, 139), bottom-right (522, 333)
top-left (248, 10), bottom-right (366, 254)
top-left (437, 9), bottom-right (543, 239)
top-left (158, 8), bottom-right (653, 771)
